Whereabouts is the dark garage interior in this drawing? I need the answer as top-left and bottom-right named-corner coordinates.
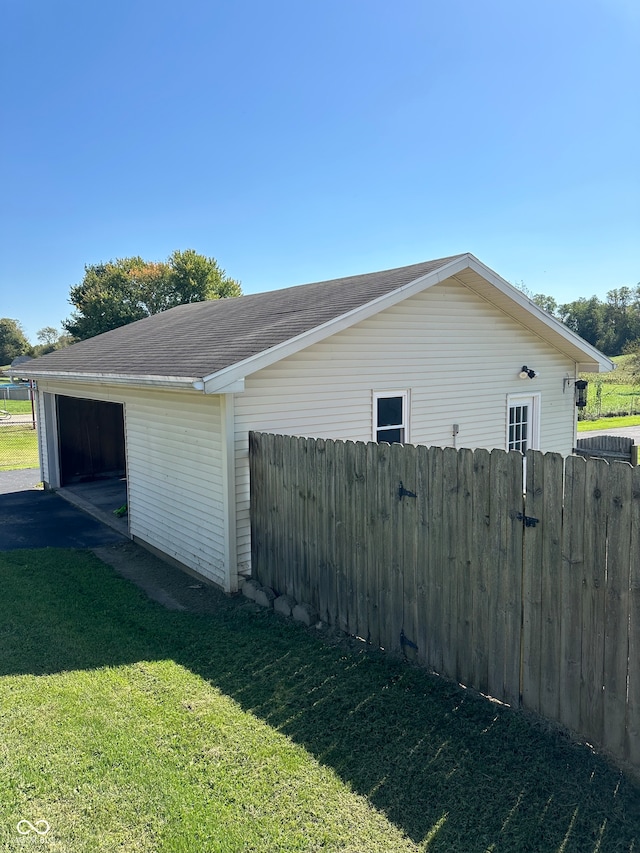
top-left (57, 395), bottom-right (126, 486)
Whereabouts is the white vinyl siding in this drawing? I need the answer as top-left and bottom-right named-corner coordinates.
top-left (233, 278), bottom-right (578, 570)
top-left (36, 381), bottom-right (228, 589)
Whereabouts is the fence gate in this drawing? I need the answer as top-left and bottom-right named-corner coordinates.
top-left (575, 434), bottom-right (637, 464)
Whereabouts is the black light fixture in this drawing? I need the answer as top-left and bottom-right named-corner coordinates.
top-left (519, 366), bottom-right (537, 379)
top-left (575, 379), bottom-right (588, 409)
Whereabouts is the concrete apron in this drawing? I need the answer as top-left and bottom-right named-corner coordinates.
top-left (56, 478), bottom-right (129, 537)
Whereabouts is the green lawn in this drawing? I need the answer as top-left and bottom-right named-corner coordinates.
top-left (0, 425), bottom-right (38, 470)
top-left (581, 354), bottom-right (640, 419)
top-left (578, 414), bottom-right (640, 432)
top-left (0, 550), bottom-right (638, 851)
top-left (0, 399), bottom-right (33, 415)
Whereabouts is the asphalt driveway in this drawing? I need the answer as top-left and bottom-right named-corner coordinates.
top-left (0, 469), bottom-right (126, 550)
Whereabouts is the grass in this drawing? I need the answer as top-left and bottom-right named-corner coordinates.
top-left (0, 399), bottom-right (33, 415)
top-left (0, 425), bottom-right (39, 470)
top-left (578, 414), bottom-right (640, 432)
top-left (581, 354), bottom-right (640, 420)
top-left (1, 549), bottom-right (639, 851)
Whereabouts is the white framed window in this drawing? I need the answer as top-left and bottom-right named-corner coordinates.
top-left (373, 391), bottom-right (409, 444)
top-left (506, 393), bottom-right (540, 453)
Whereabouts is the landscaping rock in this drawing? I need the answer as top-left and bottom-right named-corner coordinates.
top-left (274, 594), bottom-right (296, 617)
top-left (254, 586), bottom-right (276, 609)
top-left (292, 602), bottom-right (318, 627)
top-left (242, 579), bottom-right (261, 601)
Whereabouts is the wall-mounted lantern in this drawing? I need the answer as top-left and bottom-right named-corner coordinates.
top-left (575, 379), bottom-right (588, 409)
top-left (519, 365), bottom-right (537, 379)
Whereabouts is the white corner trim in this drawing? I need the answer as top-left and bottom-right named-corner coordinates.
top-left (220, 394), bottom-right (238, 593)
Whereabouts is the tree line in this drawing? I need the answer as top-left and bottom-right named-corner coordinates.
top-left (527, 286), bottom-right (640, 357)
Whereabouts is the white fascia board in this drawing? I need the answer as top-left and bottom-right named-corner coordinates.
top-left (200, 377), bottom-right (245, 394)
top-left (199, 254), bottom-right (476, 392)
top-left (11, 368), bottom-right (200, 391)
top-left (464, 255), bottom-right (615, 373)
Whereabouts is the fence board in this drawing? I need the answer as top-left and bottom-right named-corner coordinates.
top-left (441, 446), bottom-right (459, 680)
top-left (426, 446), bottom-right (444, 673)
top-left (387, 442), bottom-right (405, 655)
top-left (376, 443), bottom-right (394, 653)
top-left (539, 452), bottom-right (564, 721)
top-left (323, 438), bottom-right (338, 627)
top-left (262, 433), bottom-right (276, 591)
top-left (603, 462), bottom-right (632, 757)
top-left (300, 437), bottom-right (313, 607)
top-left (505, 450), bottom-right (524, 706)
top-left (580, 456), bottom-right (608, 745)
top-left (415, 444), bottom-right (431, 669)
top-left (352, 440), bottom-right (368, 641)
top-left (522, 450), bottom-right (544, 713)
top-left (332, 439), bottom-right (349, 633)
top-left (365, 442), bottom-right (379, 645)
top-left (487, 449), bottom-right (509, 700)
top-left (248, 432), bottom-right (263, 582)
top-left (627, 465), bottom-right (640, 765)
top-left (456, 448), bottom-right (474, 687)
top-left (561, 454), bottom-right (586, 734)
top-left (471, 447), bottom-right (491, 694)
top-left (399, 442), bottom-right (419, 657)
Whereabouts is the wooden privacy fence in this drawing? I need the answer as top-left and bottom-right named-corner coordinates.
top-left (575, 433), bottom-right (638, 464)
top-left (249, 431), bottom-right (640, 774)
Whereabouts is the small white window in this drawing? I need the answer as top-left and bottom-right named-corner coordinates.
top-left (507, 393), bottom-right (540, 452)
top-left (374, 391), bottom-right (409, 444)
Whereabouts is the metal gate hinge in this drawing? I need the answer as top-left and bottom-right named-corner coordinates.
top-left (516, 512), bottom-right (539, 528)
top-left (400, 630), bottom-right (418, 650)
top-left (398, 481), bottom-right (417, 500)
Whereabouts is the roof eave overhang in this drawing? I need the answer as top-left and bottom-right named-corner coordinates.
top-left (11, 368), bottom-right (201, 391)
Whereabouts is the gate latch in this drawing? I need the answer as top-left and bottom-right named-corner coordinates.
top-left (516, 512), bottom-right (539, 528)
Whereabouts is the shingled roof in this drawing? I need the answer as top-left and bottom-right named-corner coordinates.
top-left (16, 252), bottom-right (613, 389)
top-left (20, 255), bottom-right (465, 382)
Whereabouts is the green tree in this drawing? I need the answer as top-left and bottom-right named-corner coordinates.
top-left (63, 251), bottom-right (241, 341)
top-left (558, 296), bottom-right (604, 349)
top-left (530, 293), bottom-right (558, 316)
top-left (33, 326), bottom-right (72, 356)
top-left (36, 326), bottom-right (59, 345)
top-left (0, 318), bottom-right (32, 365)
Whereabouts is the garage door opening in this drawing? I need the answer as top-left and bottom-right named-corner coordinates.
top-left (57, 396), bottom-right (126, 486)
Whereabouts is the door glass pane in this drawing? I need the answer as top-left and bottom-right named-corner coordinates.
top-left (508, 404), bottom-right (529, 453)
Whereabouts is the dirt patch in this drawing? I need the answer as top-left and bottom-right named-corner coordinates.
top-left (92, 541), bottom-right (239, 614)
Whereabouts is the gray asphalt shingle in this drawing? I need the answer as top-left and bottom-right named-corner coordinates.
top-left (20, 255), bottom-right (465, 380)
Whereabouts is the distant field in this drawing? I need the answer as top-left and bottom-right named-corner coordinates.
top-left (581, 354), bottom-right (640, 420)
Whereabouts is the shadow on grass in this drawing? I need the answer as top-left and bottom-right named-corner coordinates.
top-left (1, 548), bottom-right (639, 851)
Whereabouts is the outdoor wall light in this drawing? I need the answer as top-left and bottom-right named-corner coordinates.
top-left (575, 379), bottom-right (588, 409)
top-left (519, 366), bottom-right (537, 379)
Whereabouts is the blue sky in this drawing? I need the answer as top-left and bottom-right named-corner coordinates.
top-left (1, 0), bottom-right (638, 343)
